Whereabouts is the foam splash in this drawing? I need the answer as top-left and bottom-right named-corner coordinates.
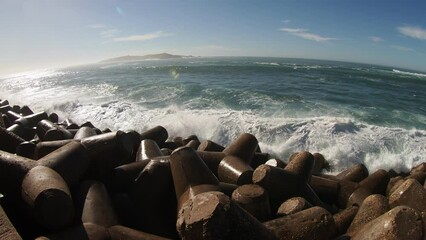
top-left (393, 69), bottom-right (426, 78)
top-left (48, 98), bottom-right (426, 174)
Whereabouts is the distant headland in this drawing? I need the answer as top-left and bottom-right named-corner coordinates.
top-left (100, 53), bottom-right (193, 64)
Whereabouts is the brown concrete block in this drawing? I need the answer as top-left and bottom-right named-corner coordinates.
top-left (197, 140), bottom-right (225, 152)
top-left (196, 150), bottom-right (225, 177)
top-left (284, 151), bottom-right (314, 182)
top-left (347, 169), bottom-right (390, 207)
top-left (6, 124), bottom-right (24, 139)
top-left (177, 191), bottom-right (276, 240)
top-left (386, 176), bottom-right (405, 196)
top-left (77, 181), bottom-right (118, 228)
top-left (111, 160), bottom-right (150, 193)
top-left (0, 114), bottom-right (5, 128)
top-left (333, 205), bottom-right (359, 235)
top-left (80, 121), bottom-right (96, 128)
top-left (81, 131), bottom-right (134, 181)
top-left (16, 141), bottom-right (36, 159)
top-left (21, 166), bottom-right (74, 229)
top-left (60, 119), bottom-right (79, 129)
top-left (0, 204), bottom-right (22, 240)
top-left (310, 175), bottom-right (340, 204)
top-left (218, 155), bottom-right (253, 185)
top-left (347, 186), bottom-right (373, 208)
top-left (407, 171), bottom-right (426, 185)
top-left (337, 179), bottom-right (359, 208)
top-left (389, 178), bottom-right (426, 212)
top-left (37, 141), bottom-right (91, 187)
top-left (219, 182), bottom-right (238, 197)
top-left (73, 126), bottom-right (97, 140)
top-left (37, 120), bottom-right (73, 141)
top-left (0, 100), bottom-right (9, 107)
top-left (181, 135), bottom-right (199, 145)
top-left (140, 125), bottom-right (168, 147)
top-left (0, 106), bottom-right (12, 115)
top-left (265, 159), bottom-right (286, 168)
top-left (347, 194), bottom-right (389, 236)
top-left (170, 146), bottom-right (220, 210)
top-left (37, 223), bottom-right (110, 240)
top-left (232, 184), bottom-right (271, 221)
top-left (223, 133), bottom-right (258, 163)
top-left (351, 206), bottom-right (423, 240)
top-left (358, 169), bottom-right (389, 195)
top-left (411, 162), bottom-right (426, 174)
top-left (253, 164), bottom-right (326, 212)
top-left (47, 113), bottom-right (58, 124)
top-left (312, 152), bottom-right (328, 174)
top-left (136, 139), bottom-right (163, 162)
top-left (34, 139), bottom-right (75, 159)
top-left (5, 111), bottom-right (21, 124)
top-left (15, 111), bottom-right (48, 129)
top-left (160, 148), bottom-right (172, 155)
top-left (336, 163), bottom-right (369, 182)
top-left (0, 127), bottom-right (25, 154)
top-left (185, 139), bottom-right (200, 150)
top-left (264, 206), bottom-right (337, 240)
top-left (19, 105), bottom-right (33, 116)
top-left (109, 225), bottom-right (172, 240)
top-left (0, 150), bottom-right (37, 199)
top-left (250, 152), bottom-right (271, 169)
top-left (129, 158), bottom-right (178, 238)
top-left (276, 197), bottom-right (313, 217)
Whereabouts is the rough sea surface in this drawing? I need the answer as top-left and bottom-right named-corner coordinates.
top-left (1, 57), bottom-right (425, 173)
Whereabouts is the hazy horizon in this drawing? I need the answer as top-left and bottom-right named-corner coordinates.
top-left (1, 0), bottom-right (426, 75)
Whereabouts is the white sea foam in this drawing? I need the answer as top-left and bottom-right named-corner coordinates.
top-left (393, 69), bottom-right (426, 78)
top-left (254, 62), bottom-right (280, 66)
top-left (5, 79), bottom-right (422, 175)
top-left (61, 100), bottom-right (426, 174)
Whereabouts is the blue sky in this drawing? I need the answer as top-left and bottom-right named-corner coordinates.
top-left (1, 0), bottom-right (426, 75)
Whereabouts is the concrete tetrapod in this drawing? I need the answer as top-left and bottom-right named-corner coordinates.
top-left (21, 166), bottom-right (74, 230)
top-left (217, 133), bottom-right (259, 185)
top-left (129, 158), bottom-right (178, 239)
top-left (253, 163), bottom-right (326, 213)
top-left (351, 206), bottom-right (423, 240)
top-left (346, 194), bottom-right (389, 236)
top-left (177, 191), bottom-right (276, 240)
top-left (0, 203), bottom-right (23, 240)
top-left (231, 184), bottom-right (271, 221)
top-left (264, 206), bottom-right (337, 240)
top-left (169, 146), bottom-right (221, 210)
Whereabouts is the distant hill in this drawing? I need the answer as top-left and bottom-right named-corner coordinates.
top-left (100, 53), bottom-right (192, 63)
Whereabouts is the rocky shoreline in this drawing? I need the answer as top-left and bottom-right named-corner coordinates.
top-left (1, 98), bottom-right (426, 239)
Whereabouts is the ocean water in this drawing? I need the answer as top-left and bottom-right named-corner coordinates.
top-left (1, 57), bottom-right (425, 173)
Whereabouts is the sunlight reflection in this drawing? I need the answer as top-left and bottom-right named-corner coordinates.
top-left (170, 69), bottom-right (180, 80)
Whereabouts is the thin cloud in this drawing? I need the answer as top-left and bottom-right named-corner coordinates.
top-left (390, 45), bottom-right (414, 52)
top-left (280, 28), bottom-right (337, 42)
top-left (397, 26), bottom-right (426, 40)
top-left (113, 31), bottom-right (172, 42)
top-left (88, 24), bottom-right (118, 39)
top-left (88, 24), bottom-right (107, 29)
top-left (282, 20), bottom-right (291, 24)
top-left (280, 28), bottom-right (308, 33)
top-left (369, 36), bottom-right (384, 43)
top-left (193, 45), bottom-right (238, 51)
top-left (100, 29), bottom-right (118, 38)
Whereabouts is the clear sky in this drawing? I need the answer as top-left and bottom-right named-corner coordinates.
top-left (1, 0), bottom-right (426, 75)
